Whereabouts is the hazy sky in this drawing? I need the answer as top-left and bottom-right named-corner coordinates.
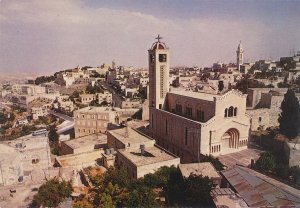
top-left (0, 0), bottom-right (299, 77)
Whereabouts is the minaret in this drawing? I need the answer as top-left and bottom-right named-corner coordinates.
top-left (148, 35), bottom-right (170, 109)
top-left (236, 41), bottom-right (244, 72)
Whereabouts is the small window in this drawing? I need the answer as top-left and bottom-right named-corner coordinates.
top-left (176, 104), bottom-right (182, 114)
top-left (159, 54), bottom-right (167, 62)
top-left (185, 127), bottom-right (188, 145)
top-left (165, 119), bottom-right (168, 135)
top-left (234, 107), bottom-right (237, 116)
top-left (32, 158), bottom-right (39, 164)
top-left (228, 106), bottom-right (234, 117)
top-left (186, 107), bottom-right (192, 118)
top-left (259, 117), bottom-right (262, 122)
top-left (197, 110), bottom-right (205, 122)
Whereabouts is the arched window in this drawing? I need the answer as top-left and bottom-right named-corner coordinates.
top-left (228, 106), bottom-right (234, 117)
top-left (224, 108), bottom-right (228, 117)
top-left (234, 107), bottom-right (237, 116)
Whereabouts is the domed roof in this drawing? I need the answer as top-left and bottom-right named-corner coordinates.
top-left (151, 42), bottom-right (167, 50)
top-left (150, 35), bottom-right (167, 50)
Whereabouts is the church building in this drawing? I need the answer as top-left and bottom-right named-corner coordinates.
top-left (149, 36), bottom-right (251, 163)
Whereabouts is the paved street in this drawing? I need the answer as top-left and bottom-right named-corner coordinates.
top-left (49, 110), bottom-right (74, 122)
top-left (56, 121), bottom-right (74, 134)
top-left (101, 82), bottom-right (123, 107)
top-left (48, 110), bottom-right (74, 134)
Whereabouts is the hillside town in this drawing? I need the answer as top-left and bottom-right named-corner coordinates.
top-left (0, 34), bottom-right (300, 207)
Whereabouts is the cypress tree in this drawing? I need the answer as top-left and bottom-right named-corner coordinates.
top-left (278, 89), bottom-right (300, 139)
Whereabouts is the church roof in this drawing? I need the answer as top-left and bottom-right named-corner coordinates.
top-left (151, 41), bottom-right (167, 50)
top-left (168, 89), bottom-right (245, 102)
top-left (168, 90), bottom-right (218, 101)
top-left (150, 34), bottom-right (167, 50)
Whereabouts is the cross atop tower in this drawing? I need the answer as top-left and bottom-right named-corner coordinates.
top-left (155, 34), bottom-right (163, 42)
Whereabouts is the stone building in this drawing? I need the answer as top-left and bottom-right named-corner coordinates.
top-left (179, 162), bottom-right (222, 186)
top-left (60, 133), bottom-right (107, 155)
top-left (246, 88), bottom-right (300, 130)
top-left (98, 91), bottom-right (112, 104)
top-left (148, 36), bottom-right (251, 163)
top-left (80, 93), bottom-right (96, 105)
top-left (31, 106), bottom-right (49, 120)
top-left (283, 136), bottom-right (300, 167)
top-left (107, 127), bottom-right (180, 179)
top-left (0, 135), bottom-right (51, 186)
top-left (74, 106), bottom-right (139, 138)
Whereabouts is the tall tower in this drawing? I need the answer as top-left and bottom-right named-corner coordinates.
top-left (148, 35), bottom-right (170, 109)
top-left (236, 41), bottom-right (244, 72)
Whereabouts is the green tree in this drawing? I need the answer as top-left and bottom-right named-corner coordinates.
top-left (69, 90), bottom-right (80, 102)
top-left (48, 125), bottom-right (59, 143)
top-left (90, 100), bottom-right (100, 107)
top-left (35, 75), bottom-right (55, 85)
top-left (143, 166), bottom-right (178, 188)
top-left (255, 152), bottom-right (277, 172)
top-left (278, 89), bottom-right (300, 139)
top-left (73, 199), bottom-right (94, 208)
top-left (102, 167), bottom-right (130, 188)
top-left (100, 193), bottom-right (114, 208)
top-left (235, 78), bottom-right (266, 94)
top-left (99, 182), bottom-right (124, 208)
top-left (33, 178), bottom-right (72, 207)
top-left (183, 174), bottom-right (214, 206)
top-left (166, 168), bottom-right (185, 206)
top-left (218, 81), bottom-right (224, 92)
top-left (100, 100), bottom-right (109, 106)
top-left (125, 184), bottom-right (158, 208)
top-left (289, 166), bottom-right (300, 185)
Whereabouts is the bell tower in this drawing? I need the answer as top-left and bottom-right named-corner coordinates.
top-left (148, 35), bottom-right (170, 109)
top-left (236, 41), bottom-right (244, 72)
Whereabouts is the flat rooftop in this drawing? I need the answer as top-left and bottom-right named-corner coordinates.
top-left (64, 133), bottom-right (107, 149)
top-left (109, 127), bottom-right (154, 146)
top-left (76, 106), bottom-right (139, 113)
top-left (4, 134), bottom-right (48, 150)
top-left (75, 106), bottom-right (118, 113)
top-left (55, 149), bottom-right (102, 167)
top-left (118, 145), bottom-right (179, 167)
top-left (179, 162), bottom-right (221, 179)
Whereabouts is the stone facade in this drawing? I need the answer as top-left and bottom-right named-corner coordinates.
top-left (74, 106), bottom-right (139, 138)
top-left (80, 94), bottom-right (96, 104)
top-left (107, 127), bottom-right (180, 179)
top-left (246, 88), bottom-right (300, 130)
top-left (150, 90), bottom-right (250, 163)
top-left (148, 37), bottom-right (250, 163)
